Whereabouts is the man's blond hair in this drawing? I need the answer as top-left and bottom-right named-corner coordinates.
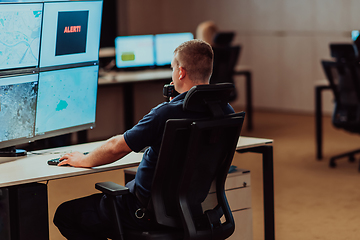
top-left (174, 39), bottom-right (214, 84)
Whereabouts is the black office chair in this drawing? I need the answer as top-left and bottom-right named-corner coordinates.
top-left (210, 32), bottom-right (241, 101)
top-left (95, 83), bottom-right (245, 240)
top-left (321, 43), bottom-right (360, 170)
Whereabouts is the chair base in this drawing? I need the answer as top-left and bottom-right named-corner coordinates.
top-left (329, 148), bottom-right (360, 171)
top-left (124, 229), bottom-right (183, 240)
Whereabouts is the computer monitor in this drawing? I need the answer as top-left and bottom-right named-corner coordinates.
top-left (40, 0), bottom-right (102, 69)
top-left (35, 65), bottom-right (98, 137)
top-left (0, 73), bottom-right (38, 146)
top-left (154, 32), bottom-right (193, 66)
top-left (115, 35), bottom-right (155, 69)
top-left (0, 0), bottom-right (102, 157)
top-left (352, 30), bottom-right (360, 42)
top-left (0, 3), bottom-right (43, 71)
top-left (351, 30), bottom-right (360, 56)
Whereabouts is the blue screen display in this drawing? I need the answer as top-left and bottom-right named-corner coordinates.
top-left (115, 35), bottom-right (155, 68)
top-left (352, 30), bottom-right (360, 42)
top-left (35, 65), bottom-right (98, 135)
top-left (0, 74), bottom-right (38, 142)
top-left (0, 0), bottom-right (102, 150)
top-left (114, 32), bottom-right (194, 68)
top-left (0, 3), bottom-right (43, 70)
top-left (154, 32), bottom-right (193, 66)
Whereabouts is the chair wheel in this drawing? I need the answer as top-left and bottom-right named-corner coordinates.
top-left (330, 159), bottom-right (336, 168)
top-left (349, 155), bottom-right (356, 162)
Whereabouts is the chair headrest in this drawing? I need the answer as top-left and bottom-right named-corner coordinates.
top-left (183, 83), bottom-right (234, 116)
top-left (213, 32), bottom-right (235, 46)
top-left (330, 43), bottom-right (358, 62)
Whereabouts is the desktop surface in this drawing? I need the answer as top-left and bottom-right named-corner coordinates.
top-left (237, 136), bottom-right (273, 149)
top-left (0, 140), bottom-right (142, 188)
top-left (0, 136), bottom-right (272, 188)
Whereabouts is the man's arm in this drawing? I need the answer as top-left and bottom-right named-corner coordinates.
top-left (58, 135), bottom-right (132, 168)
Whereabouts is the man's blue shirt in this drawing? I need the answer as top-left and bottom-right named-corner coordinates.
top-left (123, 92), bottom-right (235, 198)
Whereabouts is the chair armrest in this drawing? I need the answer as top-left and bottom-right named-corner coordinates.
top-left (95, 182), bottom-right (129, 240)
top-left (95, 181), bottom-right (129, 196)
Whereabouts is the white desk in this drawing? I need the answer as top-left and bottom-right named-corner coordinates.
top-left (0, 136), bottom-right (273, 240)
top-left (237, 136), bottom-right (272, 149)
top-left (0, 141), bottom-right (142, 188)
top-left (0, 136), bottom-right (270, 188)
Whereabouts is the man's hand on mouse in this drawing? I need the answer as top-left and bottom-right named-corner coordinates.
top-left (58, 152), bottom-right (87, 167)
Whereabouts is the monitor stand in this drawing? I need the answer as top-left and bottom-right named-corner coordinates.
top-left (0, 146), bottom-right (27, 157)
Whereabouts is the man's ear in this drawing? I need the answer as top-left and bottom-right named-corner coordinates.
top-left (179, 66), bottom-right (186, 80)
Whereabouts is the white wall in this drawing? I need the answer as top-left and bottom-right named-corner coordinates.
top-left (120, 0), bottom-right (360, 114)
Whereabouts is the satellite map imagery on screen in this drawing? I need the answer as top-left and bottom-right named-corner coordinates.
top-left (0, 4), bottom-right (42, 70)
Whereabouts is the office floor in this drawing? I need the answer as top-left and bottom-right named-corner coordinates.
top-left (234, 110), bottom-right (360, 240)
top-left (48, 110), bottom-right (360, 240)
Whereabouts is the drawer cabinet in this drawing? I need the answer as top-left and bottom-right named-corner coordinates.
top-left (202, 169), bottom-right (253, 240)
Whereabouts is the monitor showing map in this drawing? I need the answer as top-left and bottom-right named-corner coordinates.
top-left (0, 73), bottom-right (38, 145)
top-left (0, 0), bottom-right (102, 156)
top-left (0, 3), bottom-right (43, 71)
top-left (39, 0), bottom-right (102, 68)
top-left (35, 65), bottom-right (98, 136)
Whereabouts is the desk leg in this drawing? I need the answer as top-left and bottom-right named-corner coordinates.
top-left (237, 145), bottom-right (275, 240)
top-left (315, 86), bottom-right (331, 160)
top-left (234, 71), bottom-right (253, 131)
top-left (261, 145), bottom-right (275, 240)
top-left (123, 83), bottom-right (134, 131)
top-left (245, 71), bottom-right (253, 131)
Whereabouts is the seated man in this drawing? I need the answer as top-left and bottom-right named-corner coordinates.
top-left (53, 39), bottom-right (235, 240)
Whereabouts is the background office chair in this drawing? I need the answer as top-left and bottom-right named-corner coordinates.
top-left (321, 43), bottom-right (360, 170)
top-left (96, 83), bottom-right (245, 240)
top-left (210, 32), bottom-right (241, 101)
